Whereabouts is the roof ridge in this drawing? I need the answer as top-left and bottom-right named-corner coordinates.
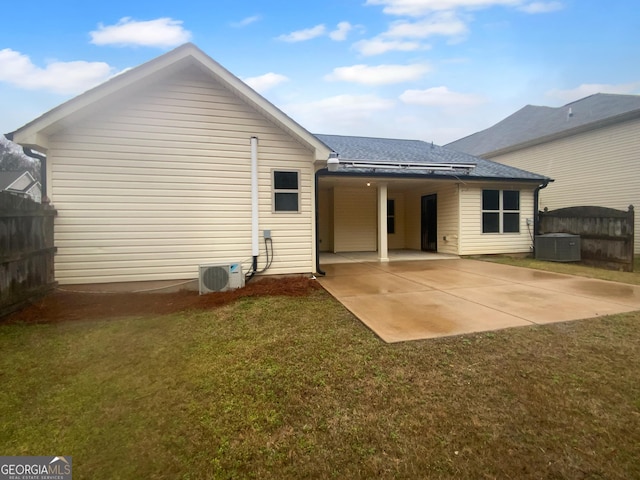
top-left (446, 92), bottom-right (640, 155)
top-left (315, 133), bottom-right (430, 143)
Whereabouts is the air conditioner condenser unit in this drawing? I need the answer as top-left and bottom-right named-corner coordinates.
top-left (199, 263), bottom-right (245, 294)
top-left (535, 234), bottom-right (581, 262)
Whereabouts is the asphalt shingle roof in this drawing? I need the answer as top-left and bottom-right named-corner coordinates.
top-left (314, 133), bottom-right (549, 182)
top-left (445, 93), bottom-right (640, 156)
top-left (0, 171), bottom-right (26, 190)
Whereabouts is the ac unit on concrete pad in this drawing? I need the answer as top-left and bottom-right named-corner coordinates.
top-left (199, 263), bottom-right (245, 294)
top-left (535, 234), bottom-right (581, 262)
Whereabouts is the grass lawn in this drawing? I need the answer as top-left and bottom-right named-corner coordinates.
top-left (481, 255), bottom-right (640, 285)
top-left (1, 267), bottom-right (640, 478)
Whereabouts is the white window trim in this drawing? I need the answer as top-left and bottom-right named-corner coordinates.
top-left (481, 189), bottom-right (520, 234)
top-left (272, 169), bottom-right (301, 214)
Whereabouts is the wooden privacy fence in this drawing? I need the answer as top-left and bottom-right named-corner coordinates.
top-left (538, 205), bottom-right (634, 272)
top-left (0, 191), bottom-right (57, 317)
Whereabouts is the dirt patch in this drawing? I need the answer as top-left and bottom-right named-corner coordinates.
top-left (3, 276), bottom-right (323, 325)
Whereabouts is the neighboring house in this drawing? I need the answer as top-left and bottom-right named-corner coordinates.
top-left (0, 170), bottom-right (41, 202)
top-left (446, 93), bottom-right (640, 254)
top-left (9, 43), bottom-right (550, 287)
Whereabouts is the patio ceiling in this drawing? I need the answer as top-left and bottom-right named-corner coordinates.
top-left (317, 174), bottom-right (457, 192)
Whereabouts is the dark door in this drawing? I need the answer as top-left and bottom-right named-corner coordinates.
top-left (421, 194), bottom-right (437, 252)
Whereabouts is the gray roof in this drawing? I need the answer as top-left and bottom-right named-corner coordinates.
top-left (315, 134), bottom-right (549, 182)
top-left (0, 171), bottom-right (26, 190)
top-left (446, 93), bottom-right (640, 156)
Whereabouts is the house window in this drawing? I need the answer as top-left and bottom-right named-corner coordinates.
top-left (387, 199), bottom-right (395, 234)
top-left (273, 170), bottom-right (299, 212)
top-left (482, 190), bottom-right (520, 233)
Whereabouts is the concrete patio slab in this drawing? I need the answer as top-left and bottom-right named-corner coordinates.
top-left (450, 283), bottom-right (628, 324)
top-left (337, 290), bottom-right (532, 343)
top-left (319, 273), bottom-right (432, 296)
top-left (317, 258), bottom-right (640, 343)
top-left (400, 268), bottom-right (510, 290)
top-left (519, 277), bottom-right (640, 309)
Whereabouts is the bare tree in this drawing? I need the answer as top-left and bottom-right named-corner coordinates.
top-left (0, 135), bottom-right (40, 180)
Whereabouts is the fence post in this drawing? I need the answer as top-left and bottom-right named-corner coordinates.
top-left (628, 205), bottom-right (635, 272)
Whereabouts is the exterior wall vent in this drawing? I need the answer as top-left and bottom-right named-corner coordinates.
top-left (199, 263), bottom-right (245, 294)
top-left (535, 234), bottom-right (581, 262)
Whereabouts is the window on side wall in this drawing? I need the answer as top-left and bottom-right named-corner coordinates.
top-left (482, 189), bottom-right (520, 233)
top-left (273, 170), bottom-right (299, 212)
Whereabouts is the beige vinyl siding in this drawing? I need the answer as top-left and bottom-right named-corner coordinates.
top-left (333, 186), bottom-right (377, 252)
top-left (488, 118), bottom-right (640, 253)
top-left (435, 184), bottom-right (460, 255)
top-left (405, 183), bottom-right (459, 254)
top-left (48, 66), bottom-right (315, 284)
top-left (387, 192), bottom-right (405, 250)
top-left (458, 183), bottom-right (535, 255)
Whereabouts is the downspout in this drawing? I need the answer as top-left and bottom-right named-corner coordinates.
top-left (24, 148), bottom-right (47, 200)
top-left (533, 180), bottom-right (551, 255)
top-left (316, 152), bottom-right (338, 276)
top-left (315, 169), bottom-right (326, 276)
top-left (247, 136), bottom-right (259, 281)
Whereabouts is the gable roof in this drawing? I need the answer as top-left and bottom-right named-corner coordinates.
top-left (315, 134), bottom-right (550, 182)
top-left (0, 171), bottom-right (26, 190)
top-left (0, 170), bottom-right (39, 194)
top-left (446, 93), bottom-right (640, 157)
top-left (10, 43), bottom-right (331, 161)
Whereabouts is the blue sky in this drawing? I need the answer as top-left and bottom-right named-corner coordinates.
top-left (1, 0), bottom-right (638, 144)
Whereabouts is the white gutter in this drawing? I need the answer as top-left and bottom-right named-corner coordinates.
top-left (337, 159), bottom-right (476, 171)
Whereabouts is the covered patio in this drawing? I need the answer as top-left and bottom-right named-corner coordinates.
top-left (314, 134), bottom-right (552, 265)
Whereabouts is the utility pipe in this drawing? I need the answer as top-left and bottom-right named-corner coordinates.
top-left (250, 136), bottom-right (259, 276)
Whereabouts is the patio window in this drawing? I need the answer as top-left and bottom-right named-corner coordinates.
top-left (387, 199), bottom-right (395, 234)
top-left (482, 190), bottom-right (520, 233)
top-left (273, 170), bottom-right (300, 212)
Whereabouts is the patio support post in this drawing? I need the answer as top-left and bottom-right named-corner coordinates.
top-left (377, 182), bottom-right (389, 262)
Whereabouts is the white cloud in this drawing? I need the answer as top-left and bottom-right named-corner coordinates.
top-left (277, 24), bottom-right (326, 42)
top-left (384, 12), bottom-right (469, 38)
top-left (546, 82), bottom-right (640, 103)
top-left (231, 15), bottom-right (261, 28)
top-left (325, 64), bottom-right (431, 85)
top-left (400, 86), bottom-right (486, 106)
top-left (353, 38), bottom-right (423, 56)
top-left (90, 17), bottom-right (192, 47)
top-left (365, 0), bottom-right (520, 16)
top-left (243, 72), bottom-right (289, 93)
top-left (0, 48), bottom-right (115, 95)
top-left (518, 2), bottom-right (563, 13)
top-left (285, 94), bottom-right (396, 132)
top-left (329, 22), bottom-right (354, 41)
top-left (354, 11), bottom-right (468, 57)
top-left (304, 94), bottom-right (395, 113)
